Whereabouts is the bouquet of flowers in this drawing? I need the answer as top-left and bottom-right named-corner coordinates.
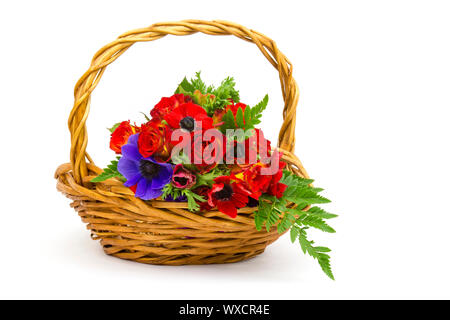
top-left (92, 73), bottom-right (337, 279)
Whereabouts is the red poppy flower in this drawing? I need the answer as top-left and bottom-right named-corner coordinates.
top-left (191, 128), bottom-right (225, 172)
top-left (227, 102), bottom-right (248, 116)
top-left (213, 102), bottom-right (248, 127)
top-left (193, 186), bottom-right (214, 211)
top-left (172, 164), bottom-right (197, 189)
top-left (110, 121), bottom-right (140, 154)
top-left (150, 94), bottom-right (191, 120)
top-left (164, 102), bottom-right (213, 132)
top-left (207, 176), bottom-right (250, 218)
top-left (223, 128), bottom-right (271, 166)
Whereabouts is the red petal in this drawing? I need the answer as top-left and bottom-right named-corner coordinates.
top-left (195, 114), bottom-right (213, 129)
top-left (217, 201), bottom-right (237, 218)
top-left (214, 176), bottom-right (232, 184)
top-left (183, 103), bottom-right (207, 117)
top-left (231, 193), bottom-right (248, 207)
top-left (208, 183), bottom-right (224, 207)
top-left (164, 111), bottom-right (183, 129)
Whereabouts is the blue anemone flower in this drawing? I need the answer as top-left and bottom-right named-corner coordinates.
top-left (118, 134), bottom-right (173, 200)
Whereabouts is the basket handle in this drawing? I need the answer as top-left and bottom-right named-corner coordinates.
top-left (69, 20), bottom-right (300, 184)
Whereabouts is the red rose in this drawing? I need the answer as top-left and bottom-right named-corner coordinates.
top-left (233, 151), bottom-right (288, 200)
top-left (238, 164), bottom-right (272, 199)
top-left (150, 94), bottom-right (191, 119)
top-left (137, 120), bottom-right (165, 158)
top-left (266, 155), bottom-right (288, 199)
top-left (110, 121), bottom-right (139, 154)
top-left (254, 128), bottom-right (271, 160)
top-left (212, 108), bottom-right (226, 125)
top-left (268, 178), bottom-right (288, 198)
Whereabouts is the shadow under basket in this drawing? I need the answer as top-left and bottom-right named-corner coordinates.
top-left (55, 20), bottom-right (309, 265)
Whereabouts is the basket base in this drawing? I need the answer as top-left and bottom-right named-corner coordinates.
top-left (55, 163), bottom-right (283, 266)
top-left (102, 244), bottom-right (267, 265)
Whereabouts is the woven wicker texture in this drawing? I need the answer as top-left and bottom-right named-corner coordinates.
top-left (55, 20), bottom-right (309, 265)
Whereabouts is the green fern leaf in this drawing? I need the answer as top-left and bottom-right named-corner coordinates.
top-left (290, 226), bottom-right (300, 243)
top-left (236, 107), bottom-right (245, 128)
top-left (297, 227), bottom-right (335, 280)
top-left (91, 158), bottom-right (124, 182)
top-left (306, 206), bottom-right (338, 219)
top-left (318, 253), bottom-right (335, 280)
top-left (300, 215), bottom-right (336, 233)
top-left (251, 94), bottom-right (268, 119)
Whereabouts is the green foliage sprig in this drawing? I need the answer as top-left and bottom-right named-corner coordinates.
top-left (254, 170), bottom-right (337, 280)
top-left (175, 72), bottom-right (240, 115)
top-left (162, 183), bottom-right (206, 212)
top-left (220, 94), bottom-right (268, 133)
top-left (194, 166), bottom-right (230, 188)
top-left (91, 157), bottom-right (125, 183)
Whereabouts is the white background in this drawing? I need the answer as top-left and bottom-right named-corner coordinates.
top-left (1, 0), bottom-right (449, 299)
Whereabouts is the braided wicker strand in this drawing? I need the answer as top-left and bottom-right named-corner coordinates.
top-left (56, 20), bottom-right (308, 265)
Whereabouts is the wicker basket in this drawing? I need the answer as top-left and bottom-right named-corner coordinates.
top-left (55, 20), bottom-right (309, 265)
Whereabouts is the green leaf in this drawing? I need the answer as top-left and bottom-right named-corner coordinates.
top-left (91, 158), bottom-right (124, 182)
top-left (318, 253), bottom-right (335, 280)
top-left (162, 184), bottom-right (181, 201)
top-left (190, 72), bottom-right (207, 93)
top-left (306, 206), bottom-right (338, 219)
top-left (253, 169), bottom-right (336, 280)
top-left (91, 172), bottom-right (120, 182)
top-left (298, 227), bottom-right (335, 280)
top-left (280, 170), bottom-right (314, 187)
top-left (254, 200), bottom-right (271, 231)
top-left (314, 247), bottom-right (332, 253)
top-left (283, 186), bottom-right (331, 205)
top-left (243, 107), bottom-right (252, 130)
top-left (108, 122), bottom-right (121, 133)
top-left (290, 226), bottom-right (300, 243)
top-left (220, 109), bottom-right (237, 132)
top-left (140, 112), bottom-right (151, 122)
top-left (251, 94), bottom-right (268, 120)
top-left (236, 107), bottom-right (245, 128)
top-left (195, 166), bottom-right (230, 187)
top-left (162, 185), bottom-right (205, 212)
top-left (213, 76), bottom-right (239, 103)
top-left (175, 77), bottom-right (195, 94)
top-left (175, 73), bottom-right (240, 115)
top-left (300, 215), bottom-right (336, 233)
top-left (224, 94), bottom-right (269, 131)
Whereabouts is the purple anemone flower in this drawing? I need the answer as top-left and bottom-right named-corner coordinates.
top-left (118, 134), bottom-right (173, 200)
top-left (164, 194), bottom-right (188, 202)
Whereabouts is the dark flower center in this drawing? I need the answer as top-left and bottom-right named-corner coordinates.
top-left (179, 116), bottom-right (195, 131)
top-left (214, 184), bottom-right (233, 201)
top-left (139, 160), bottom-right (160, 179)
top-left (174, 176), bottom-right (189, 186)
top-left (234, 145), bottom-right (245, 159)
top-left (247, 197), bottom-right (259, 207)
